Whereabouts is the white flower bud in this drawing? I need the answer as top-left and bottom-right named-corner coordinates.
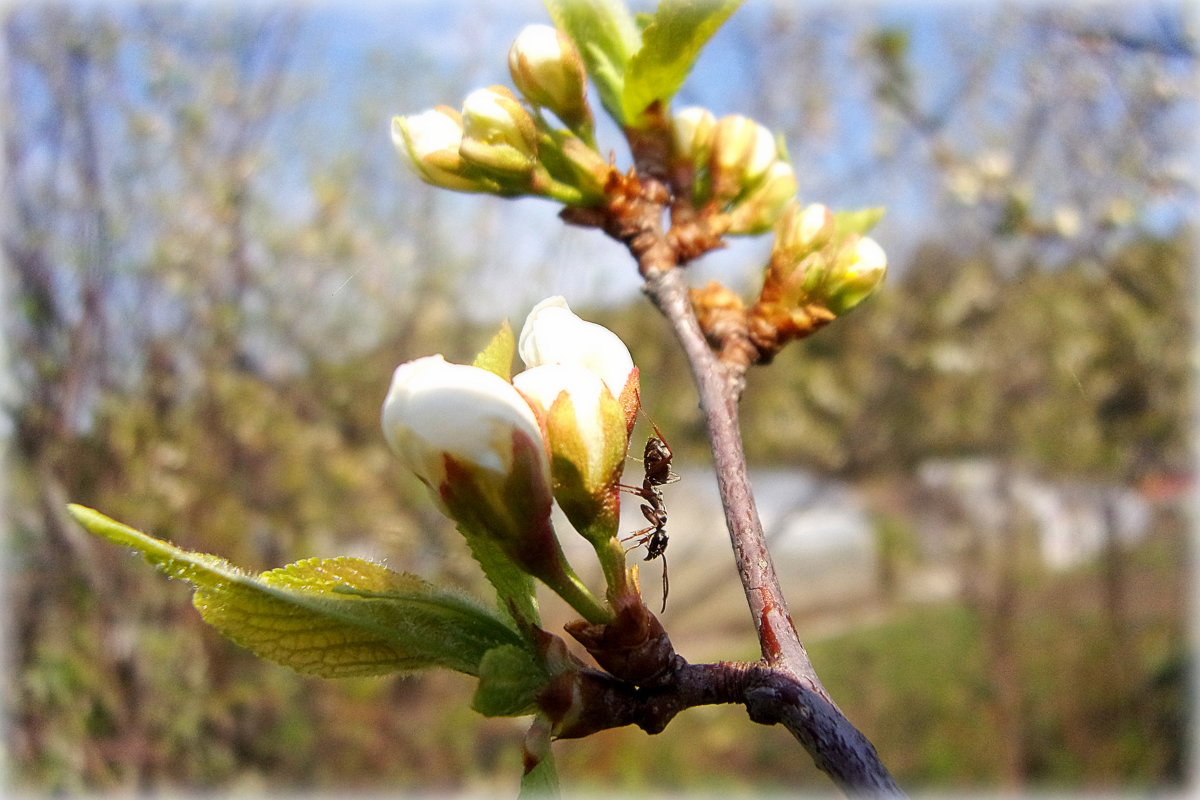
top-left (710, 115), bottom-right (779, 201)
top-left (518, 296), bottom-right (636, 404)
top-left (825, 235), bottom-right (888, 315)
top-left (459, 86), bottom-right (539, 177)
top-left (382, 355), bottom-right (547, 500)
top-left (391, 109), bottom-right (487, 192)
top-left (508, 25), bottom-right (591, 132)
top-left (672, 106), bottom-right (716, 163)
top-left (514, 364), bottom-right (623, 489)
top-left (382, 354), bottom-right (612, 622)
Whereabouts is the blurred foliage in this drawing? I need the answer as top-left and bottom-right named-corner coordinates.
top-left (740, 234), bottom-right (1193, 479)
top-left (3, 0), bottom-right (1193, 796)
top-left (811, 514), bottom-right (1190, 791)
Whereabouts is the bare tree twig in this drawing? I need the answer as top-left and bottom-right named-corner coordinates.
top-left (641, 266), bottom-right (816, 678)
top-left (558, 112), bottom-right (905, 797)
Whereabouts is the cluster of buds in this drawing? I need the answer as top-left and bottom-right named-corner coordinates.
top-left (692, 202), bottom-right (888, 365)
top-left (670, 107), bottom-right (798, 235)
top-left (392, 26), bottom-right (611, 206)
top-left (752, 202), bottom-right (888, 356)
top-left (381, 297), bottom-right (644, 624)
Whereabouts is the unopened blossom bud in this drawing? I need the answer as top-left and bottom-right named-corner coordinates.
top-left (392, 108), bottom-right (491, 193)
top-left (750, 206), bottom-right (888, 357)
top-left (508, 25), bottom-right (592, 134)
top-left (727, 161), bottom-right (798, 235)
top-left (670, 106), bottom-right (717, 204)
top-left (459, 86), bottom-right (540, 177)
top-left (774, 202), bottom-right (835, 258)
top-left (673, 106), bottom-right (716, 155)
top-left (518, 296), bottom-right (639, 427)
top-left (382, 355), bottom-right (549, 516)
top-left (382, 355), bottom-right (609, 623)
top-left (672, 106), bottom-right (717, 166)
top-left (710, 114), bottom-right (778, 202)
top-left (824, 235), bottom-right (888, 315)
top-left (514, 364), bottom-right (628, 544)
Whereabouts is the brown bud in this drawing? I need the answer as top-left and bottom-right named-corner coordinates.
top-left (690, 281), bottom-right (760, 368)
top-left (747, 299), bottom-right (836, 363)
top-left (564, 592), bottom-right (678, 686)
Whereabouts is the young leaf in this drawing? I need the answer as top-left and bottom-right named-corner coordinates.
top-left (472, 644), bottom-right (548, 717)
top-left (473, 320), bottom-right (516, 381)
top-left (68, 504), bottom-right (523, 677)
top-left (519, 715), bottom-right (560, 799)
top-left (621, 0), bottom-right (745, 126)
top-left (544, 0), bottom-right (640, 126)
top-left (833, 207), bottom-right (886, 238)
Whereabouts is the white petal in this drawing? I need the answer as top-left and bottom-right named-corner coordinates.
top-left (397, 110), bottom-right (462, 159)
top-left (518, 296), bottom-right (635, 398)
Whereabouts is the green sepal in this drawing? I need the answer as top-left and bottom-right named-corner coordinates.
top-left (621, 0), bottom-right (746, 127)
top-left (67, 504), bottom-right (523, 677)
top-left (472, 644), bottom-right (549, 717)
top-left (545, 0), bottom-right (640, 126)
top-left (473, 320), bottom-right (516, 381)
top-left (833, 206), bottom-right (885, 238)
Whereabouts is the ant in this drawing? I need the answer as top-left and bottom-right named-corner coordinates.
top-left (618, 400), bottom-right (679, 613)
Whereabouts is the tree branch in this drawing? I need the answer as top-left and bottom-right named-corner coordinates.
top-left (562, 139), bottom-right (904, 795)
top-left (552, 653), bottom-right (902, 796)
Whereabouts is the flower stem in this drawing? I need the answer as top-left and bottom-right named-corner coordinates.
top-left (591, 534), bottom-right (632, 601)
top-left (547, 565), bottom-right (613, 625)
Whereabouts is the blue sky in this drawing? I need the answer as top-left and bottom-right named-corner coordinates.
top-left (284, 1), bottom-right (907, 314)
top-left (76, 0), bottom-right (1192, 320)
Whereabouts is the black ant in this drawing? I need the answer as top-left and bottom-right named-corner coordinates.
top-left (618, 403), bottom-right (679, 613)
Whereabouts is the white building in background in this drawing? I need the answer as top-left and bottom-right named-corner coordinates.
top-left (552, 458), bottom-right (1157, 647)
top-left (917, 458), bottom-right (1153, 570)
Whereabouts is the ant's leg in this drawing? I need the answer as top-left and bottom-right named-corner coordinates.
top-left (620, 526), bottom-right (653, 552)
top-left (659, 552), bottom-right (669, 613)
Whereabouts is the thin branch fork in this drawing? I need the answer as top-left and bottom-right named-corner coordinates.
top-left (548, 639), bottom-right (900, 795)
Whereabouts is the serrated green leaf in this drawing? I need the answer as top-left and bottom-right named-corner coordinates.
top-left (68, 504), bottom-right (523, 678)
top-left (545, 0), bottom-right (640, 126)
top-left (621, 0), bottom-right (745, 126)
top-left (833, 207), bottom-right (886, 238)
top-left (472, 320), bottom-right (516, 380)
top-left (472, 644), bottom-right (548, 717)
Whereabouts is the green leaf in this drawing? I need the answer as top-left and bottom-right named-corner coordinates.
top-left (472, 320), bottom-right (516, 381)
top-left (472, 644), bottom-right (548, 717)
top-left (621, 0), bottom-right (745, 126)
top-left (545, 0), bottom-right (640, 126)
top-left (68, 504), bottom-right (523, 677)
top-left (833, 207), bottom-right (886, 238)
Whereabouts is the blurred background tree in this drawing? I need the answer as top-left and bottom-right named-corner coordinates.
top-left (3, 0), bottom-right (1193, 795)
